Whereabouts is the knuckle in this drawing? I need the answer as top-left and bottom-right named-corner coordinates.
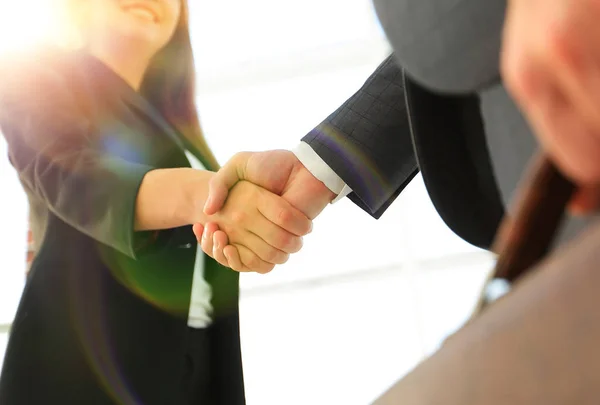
top-left (258, 263), bottom-right (276, 275)
top-left (301, 219), bottom-right (312, 236)
top-left (201, 240), bottom-right (212, 254)
top-left (220, 229), bottom-right (236, 248)
top-left (229, 261), bottom-right (242, 273)
top-left (264, 247), bottom-right (282, 264)
top-left (276, 207), bottom-right (293, 227)
top-left (225, 226), bottom-right (239, 239)
top-left (245, 254), bottom-right (262, 271)
top-left (279, 233), bottom-right (301, 253)
top-left (232, 151), bottom-right (249, 163)
top-left (230, 210), bottom-right (247, 226)
top-left (276, 232), bottom-right (292, 251)
top-left (228, 254), bottom-right (242, 271)
top-left (229, 153), bottom-right (244, 168)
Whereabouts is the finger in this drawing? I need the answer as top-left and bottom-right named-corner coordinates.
top-left (204, 152), bottom-right (252, 215)
top-left (222, 189), bottom-right (305, 254)
top-left (200, 222), bottom-right (218, 258)
top-left (234, 243), bottom-right (276, 274)
top-left (257, 192), bottom-right (313, 237)
top-left (240, 214), bottom-right (304, 255)
top-left (223, 245), bottom-right (244, 272)
top-left (192, 223), bottom-right (204, 244)
top-left (568, 185), bottom-right (600, 215)
top-left (212, 231), bottom-right (230, 267)
top-left (227, 229), bottom-right (290, 264)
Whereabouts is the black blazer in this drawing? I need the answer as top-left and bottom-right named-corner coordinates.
top-left (302, 55), bottom-right (504, 250)
top-left (0, 48), bottom-right (244, 405)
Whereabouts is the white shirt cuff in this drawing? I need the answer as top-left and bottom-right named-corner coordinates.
top-left (292, 141), bottom-right (353, 204)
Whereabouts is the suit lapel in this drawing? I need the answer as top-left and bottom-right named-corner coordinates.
top-left (120, 91), bottom-right (185, 150)
top-left (120, 91), bottom-right (217, 171)
top-left (78, 51), bottom-right (216, 171)
top-left (77, 51), bottom-right (184, 152)
top-left (403, 71), bottom-right (504, 250)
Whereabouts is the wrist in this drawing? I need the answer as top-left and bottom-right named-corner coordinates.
top-left (283, 165), bottom-right (337, 219)
top-left (312, 183), bottom-right (337, 214)
top-left (292, 142), bottom-right (346, 199)
top-left (314, 183), bottom-right (337, 206)
top-left (324, 186), bottom-right (337, 202)
top-left (182, 168), bottom-right (215, 225)
top-left (134, 168), bottom-right (214, 231)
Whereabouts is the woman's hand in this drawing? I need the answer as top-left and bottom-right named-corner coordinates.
top-left (192, 223), bottom-right (234, 269)
top-left (502, 0), bottom-right (600, 213)
top-left (193, 223), bottom-right (243, 271)
top-left (196, 180), bottom-right (312, 273)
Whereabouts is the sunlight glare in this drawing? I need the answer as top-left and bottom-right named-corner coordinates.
top-left (0, 0), bottom-right (67, 55)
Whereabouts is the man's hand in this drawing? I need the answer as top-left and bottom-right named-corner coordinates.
top-left (196, 150), bottom-right (336, 273)
top-left (200, 180), bottom-right (312, 274)
top-left (501, 0), bottom-right (600, 214)
top-left (204, 150), bottom-right (335, 219)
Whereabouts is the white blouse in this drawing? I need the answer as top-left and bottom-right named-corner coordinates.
top-left (184, 150), bottom-right (213, 328)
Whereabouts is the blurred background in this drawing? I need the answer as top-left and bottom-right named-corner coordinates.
top-left (0, 1), bottom-right (494, 404)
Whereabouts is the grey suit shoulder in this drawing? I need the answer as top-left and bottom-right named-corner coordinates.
top-left (373, 0), bottom-right (506, 93)
top-left (373, 0), bottom-right (594, 247)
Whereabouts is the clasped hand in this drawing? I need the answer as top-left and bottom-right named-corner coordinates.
top-left (199, 177), bottom-right (312, 274)
top-left (193, 150), bottom-right (335, 273)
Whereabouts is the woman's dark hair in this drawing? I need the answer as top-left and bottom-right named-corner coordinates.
top-left (140, 1), bottom-right (220, 169)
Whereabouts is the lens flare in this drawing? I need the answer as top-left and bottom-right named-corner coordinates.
top-left (0, 0), bottom-right (75, 55)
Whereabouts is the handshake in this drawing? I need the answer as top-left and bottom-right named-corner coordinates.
top-left (192, 150), bottom-right (337, 273)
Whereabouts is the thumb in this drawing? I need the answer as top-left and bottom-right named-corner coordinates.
top-left (203, 152), bottom-right (251, 215)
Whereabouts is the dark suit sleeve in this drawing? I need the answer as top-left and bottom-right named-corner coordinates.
top-left (302, 54), bottom-right (418, 218)
top-left (0, 58), bottom-right (157, 259)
